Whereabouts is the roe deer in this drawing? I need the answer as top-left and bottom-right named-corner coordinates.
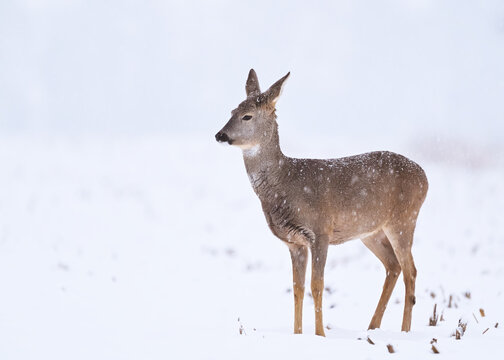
top-left (215, 69), bottom-right (428, 336)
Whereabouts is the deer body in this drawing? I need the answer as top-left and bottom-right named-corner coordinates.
top-left (216, 70), bottom-right (428, 336)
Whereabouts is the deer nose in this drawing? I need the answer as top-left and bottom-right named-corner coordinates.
top-left (215, 131), bottom-right (230, 143)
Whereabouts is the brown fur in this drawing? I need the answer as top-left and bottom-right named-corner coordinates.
top-left (216, 69), bottom-right (428, 335)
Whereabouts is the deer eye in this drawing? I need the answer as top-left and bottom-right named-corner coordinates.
top-left (242, 115), bottom-right (252, 121)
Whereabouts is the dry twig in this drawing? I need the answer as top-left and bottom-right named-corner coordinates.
top-left (472, 312), bottom-right (479, 324)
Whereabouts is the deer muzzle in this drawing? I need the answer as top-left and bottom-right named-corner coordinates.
top-left (215, 131), bottom-right (233, 145)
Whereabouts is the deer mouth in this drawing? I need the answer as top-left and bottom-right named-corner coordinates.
top-left (215, 131), bottom-right (234, 145)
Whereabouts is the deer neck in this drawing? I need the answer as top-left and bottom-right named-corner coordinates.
top-left (242, 123), bottom-right (286, 198)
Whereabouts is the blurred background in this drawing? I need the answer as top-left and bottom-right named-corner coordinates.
top-left (1, 0), bottom-right (503, 142)
top-left (1, 1), bottom-right (503, 359)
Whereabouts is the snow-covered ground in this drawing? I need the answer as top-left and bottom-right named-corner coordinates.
top-left (0, 133), bottom-right (502, 359)
top-left (1, 0), bottom-right (503, 358)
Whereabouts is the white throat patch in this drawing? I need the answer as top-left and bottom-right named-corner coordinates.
top-left (242, 144), bottom-right (261, 157)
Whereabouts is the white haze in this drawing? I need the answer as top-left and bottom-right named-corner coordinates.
top-left (0, 0), bottom-right (503, 142)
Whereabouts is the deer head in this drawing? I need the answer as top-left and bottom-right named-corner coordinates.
top-left (215, 69), bottom-right (290, 150)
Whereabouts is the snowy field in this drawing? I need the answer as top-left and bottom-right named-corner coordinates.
top-left (1, 1), bottom-right (504, 358)
top-left (0, 133), bottom-right (502, 359)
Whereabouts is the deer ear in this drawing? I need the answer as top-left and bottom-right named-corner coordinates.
top-left (245, 69), bottom-right (261, 97)
top-left (263, 72), bottom-right (290, 106)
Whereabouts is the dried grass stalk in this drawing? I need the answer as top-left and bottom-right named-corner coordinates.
top-left (454, 319), bottom-right (467, 340)
top-left (429, 303), bottom-right (439, 326)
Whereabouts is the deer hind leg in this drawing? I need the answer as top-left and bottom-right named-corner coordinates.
top-left (310, 237), bottom-right (329, 337)
top-left (288, 244), bottom-right (308, 334)
top-left (361, 230), bottom-right (401, 330)
top-left (383, 224), bottom-right (417, 332)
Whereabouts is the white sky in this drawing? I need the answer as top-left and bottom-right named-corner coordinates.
top-left (1, 0), bottom-right (503, 141)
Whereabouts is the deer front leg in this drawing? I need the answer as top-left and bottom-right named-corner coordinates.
top-left (310, 238), bottom-right (329, 337)
top-left (289, 244), bottom-right (308, 334)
